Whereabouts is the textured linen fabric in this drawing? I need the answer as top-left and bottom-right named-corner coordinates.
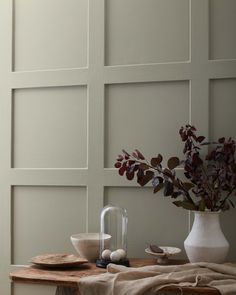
top-left (77, 262), bottom-right (236, 295)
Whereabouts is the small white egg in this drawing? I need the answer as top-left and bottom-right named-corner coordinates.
top-left (116, 249), bottom-right (126, 259)
top-left (110, 250), bottom-right (121, 262)
top-left (101, 249), bottom-right (112, 260)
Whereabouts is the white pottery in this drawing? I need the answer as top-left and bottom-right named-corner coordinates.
top-left (184, 211), bottom-right (229, 263)
top-left (71, 233), bottom-right (111, 262)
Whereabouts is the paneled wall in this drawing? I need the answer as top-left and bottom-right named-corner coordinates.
top-left (0, 0), bottom-right (236, 294)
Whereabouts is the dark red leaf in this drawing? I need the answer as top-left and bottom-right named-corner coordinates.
top-left (151, 154), bottom-right (163, 167)
top-left (198, 199), bottom-right (206, 211)
top-left (218, 137), bottom-right (225, 144)
top-left (133, 164), bottom-right (139, 172)
top-left (173, 179), bottom-right (182, 189)
top-left (139, 163), bottom-right (149, 171)
top-left (167, 157), bottom-right (180, 170)
top-left (128, 160), bottom-right (135, 166)
top-left (163, 168), bottom-right (173, 178)
top-left (153, 183), bottom-right (164, 193)
top-left (192, 153), bottom-right (203, 166)
top-left (132, 152), bottom-right (139, 159)
top-left (229, 199), bottom-right (235, 208)
top-left (122, 149), bottom-right (130, 156)
top-left (126, 171), bottom-right (134, 180)
top-left (117, 155), bottom-right (123, 161)
top-left (173, 200), bottom-right (196, 210)
top-left (164, 181), bottom-right (173, 196)
top-left (184, 172), bottom-right (191, 179)
top-left (138, 171), bottom-right (154, 186)
top-left (182, 182), bottom-right (195, 191)
top-left (118, 166), bottom-right (126, 176)
top-left (197, 136), bottom-right (205, 143)
top-left (135, 149), bottom-right (145, 160)
top-left (171, 191), bottom-right (182, 198)
top-left (187, 129), bottom-right (193, 136)
top-left (181, 132), bottom-right (188, 141)
top-left (138, 175), bottom-right (151, 186)
top-left (114, 162), bottom-right (122, 168)
top-left (146, 171), bottom-right (154, 178)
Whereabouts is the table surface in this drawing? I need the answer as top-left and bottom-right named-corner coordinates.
top-left (10, 258), bottom-right (220, 294)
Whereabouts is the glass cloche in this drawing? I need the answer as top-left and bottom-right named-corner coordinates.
top-left (96, 205), bottom-right (129, 268)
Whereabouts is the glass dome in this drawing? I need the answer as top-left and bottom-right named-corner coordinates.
top-left (96, 205), bottom-right (129, 268)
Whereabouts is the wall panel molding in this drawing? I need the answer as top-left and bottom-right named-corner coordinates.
top-left (0, 0), bottom-right (236, 294)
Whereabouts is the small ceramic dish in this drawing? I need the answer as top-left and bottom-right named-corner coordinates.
top-left (145, 246), bottom-right (181, 264)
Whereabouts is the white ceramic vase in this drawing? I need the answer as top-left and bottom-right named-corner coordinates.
top-left (184, 211), bottom-right (229, 263)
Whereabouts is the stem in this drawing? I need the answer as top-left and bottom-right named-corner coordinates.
top-left (217, 186), bottom-right (236, 210)
top-left (179, 183), bottom-right (196, 205)
top-left (189, 137), bottom-right (216, 209)
top-left (199, 163), bottom-right (215, 209)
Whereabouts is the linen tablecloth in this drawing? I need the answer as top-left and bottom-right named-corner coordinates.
top-left (56, 262), bottom-right (236, 295)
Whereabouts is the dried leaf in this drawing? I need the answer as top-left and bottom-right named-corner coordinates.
top-left (164, 181), bottom-right (173, 196)
top-left (146, 171), bottom-right (154, 178)
top-left (197, 136), bottom-right (205, 143)
top-left (163, 168), bottom-right (173, 178)
top-left (192, 153), bottom-right (203, 166)
top-left (118, 166), bottom-right (126, 176)
top-left (132, 152), bottom-right (139, 159)
top-left (135, 149), bottom-right (145, 160)
top-left (173, 179), bottom-right (182, 189)
top-left (151, 154), bottom-right (163, 167)
top-left (149, 245), bottom-right (164, 253)
top-left (114, 162), bottom-right (122, 168)
top-left (139, 163), bottom-right (149, 171)
top-left (122, 149), bottom-right (130, 157)
top-left (151, 157), bottom-right (159, 167)
top-left (138, 171), bottom-right (154, 186)
top-left (182, 182), bottom-right (195, 191)
top-left (184, 172), bottom-right (191, 179)
top-left (173, 200), bottom-right (196, 210)
top-left (126, 171), bottom-right (134, 181)
top-left (167, 157), bottom-right (180, 170)
top-left (198, 199), bottom-right (206, 211)
top-left (153, 183), bottom-right (164, 194)
top-left (117, 155), bottom-right (123, 161)
top-left (228, 199), bottom-right (235, 208)
top-left (218, 137), bottom-right (225, 144)
top-left (171, 191), bottom-right (182, 198)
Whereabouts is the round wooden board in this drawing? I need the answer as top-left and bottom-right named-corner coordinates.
top-left (30, 254), bottom-right (88, 268)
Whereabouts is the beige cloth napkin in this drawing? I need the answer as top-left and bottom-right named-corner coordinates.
top-left (77, 262), bottom-right (236, 295)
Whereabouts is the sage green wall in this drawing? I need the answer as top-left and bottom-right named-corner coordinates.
top-left (0, 0), bottom-right (236, 294)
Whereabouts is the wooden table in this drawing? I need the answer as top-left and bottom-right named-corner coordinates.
top-left (10, 258), bottom-right (220, 294)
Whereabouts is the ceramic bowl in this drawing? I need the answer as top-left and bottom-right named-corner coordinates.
top-left (70, 233), bottom-right (111, 262)
top-left (145, 246), bottom-right (181, 264)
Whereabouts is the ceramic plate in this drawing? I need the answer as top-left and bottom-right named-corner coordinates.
top-left (30, 253), bottom-right (88, 268)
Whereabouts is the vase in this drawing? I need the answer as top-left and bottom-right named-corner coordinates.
top-left (184, 211), bottom-right (229, 263)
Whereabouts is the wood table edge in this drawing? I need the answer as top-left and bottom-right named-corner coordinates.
top-left (9, 259), bottom-right (221, 294)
